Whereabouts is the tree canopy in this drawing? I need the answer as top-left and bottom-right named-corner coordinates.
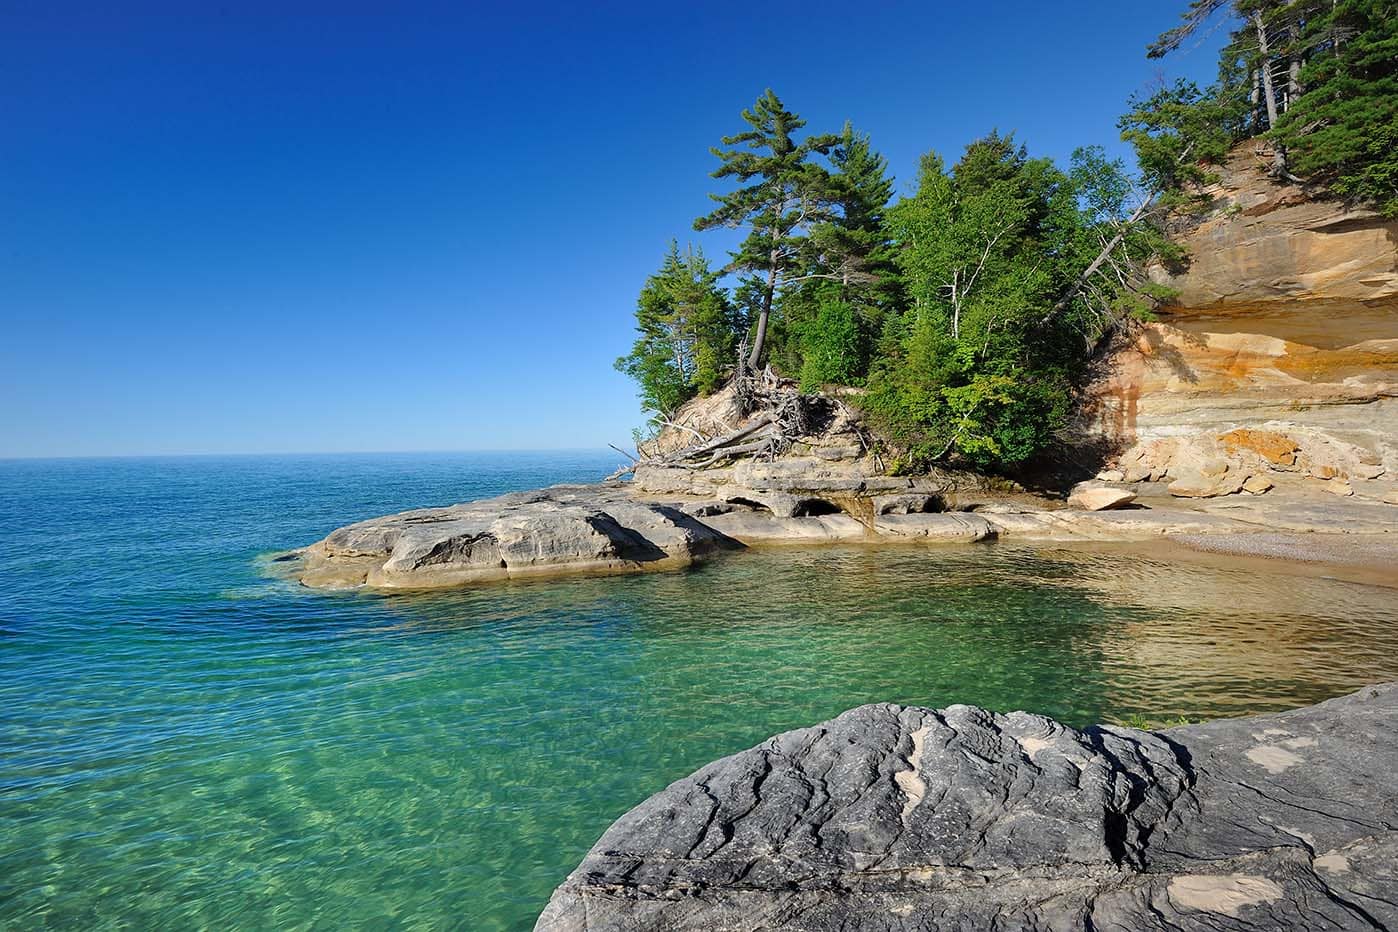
top-left (693, 90), bottom-right (838, 369)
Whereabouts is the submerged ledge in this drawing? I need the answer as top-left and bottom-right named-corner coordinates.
top-left (535, 682), bottom-right (1398, 931)
top-left (291, 479), bottom-right (1395, 591)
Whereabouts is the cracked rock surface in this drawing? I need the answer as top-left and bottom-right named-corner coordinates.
top-left (535, 683), bottom-right (1398, 931)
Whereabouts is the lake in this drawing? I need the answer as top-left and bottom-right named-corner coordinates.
top-left (3, 452), bottom-right (1396, 929)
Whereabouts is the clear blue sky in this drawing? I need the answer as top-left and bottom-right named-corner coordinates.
top-left (1, 2), bottom-right (1229, 457)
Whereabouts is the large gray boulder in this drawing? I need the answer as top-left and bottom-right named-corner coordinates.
top-left (536, 683), bottom-right (1398, 931)
top-left (298, 483), bottom-right (736, 589)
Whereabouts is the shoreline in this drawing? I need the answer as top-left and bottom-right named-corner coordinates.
top-left (289, 477), bottom-right (1396, 592)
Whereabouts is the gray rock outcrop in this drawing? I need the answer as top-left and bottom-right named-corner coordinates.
top-left (537, 683), bottom-right (1398, 931)
top-left (298, 483), bottom-right (736, 589)
top-left (295, 471), bottom-right (1397, 589)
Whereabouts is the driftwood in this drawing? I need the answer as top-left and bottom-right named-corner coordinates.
top-left (611, 371), bottom-right (837, 478)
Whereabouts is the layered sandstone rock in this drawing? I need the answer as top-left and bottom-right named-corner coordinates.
top-left (1148, 145), bottom-right (1398, 307)
top-left (1081, 144), bottom-right (1398, 506)
top-left (1067, 483), bottom-right (1137, 511)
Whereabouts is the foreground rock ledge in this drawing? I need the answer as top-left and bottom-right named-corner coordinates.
top-left (536, 683), bottom-right (1398, 931)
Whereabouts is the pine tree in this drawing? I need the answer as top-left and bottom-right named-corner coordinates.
top-left (780, 125), bottom-right (900, 389)
top-left (1146, 0), bottom-right (1396, 202)
top-left (615, 243), bottom-right (736, 425)
top-left (1272, 0), bottom-right (1398, 214)
top-left (694, 90), bottom-right (838, 369)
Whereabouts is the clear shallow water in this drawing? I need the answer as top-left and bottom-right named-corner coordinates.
top-left (2, 452), bottom-right (1397, 930)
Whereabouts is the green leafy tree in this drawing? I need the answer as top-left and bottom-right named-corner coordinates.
top-left (694, 90), bottom-right (838, 369)
top-left (795, 292), bottom-right (863, 391)
top-left (866, 136), bottom-right (1077, 467)
top-left (862, 135), bottom-right (1166, 470)
top-left (1118, 80), bottom-right (1242, 197)
top-left (615, 243), bottom-right (736, 425)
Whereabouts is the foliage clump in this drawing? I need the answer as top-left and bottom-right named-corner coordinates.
top-left (621, 91), bottom-right (1168, 467)
top-left (614, 243), bottom-right (735, 419)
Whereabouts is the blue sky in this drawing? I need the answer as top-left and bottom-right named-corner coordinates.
top-left (1, 2), bottom-right (1230, 457)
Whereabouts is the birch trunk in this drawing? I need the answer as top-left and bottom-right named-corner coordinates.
top-left (1253, 10), bottom-right (1280, 129)
top-left (1252, 10), bottom-right (1289, 176)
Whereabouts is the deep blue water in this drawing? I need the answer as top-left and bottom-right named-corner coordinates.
top-left (3, 452), bottom-right (1397, 930)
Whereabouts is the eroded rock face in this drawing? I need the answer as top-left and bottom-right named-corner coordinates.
top-left (536, 683), bottom-right (1398, 931)
top-left (1148, 145), bottom-right (1398, 307)
top-left (1078, 144), bottom-right (1397, 510)
top-left (1113, 425), bottom-right (1389, 501)
top-left (1083, 319), bottom-right (1398, 458)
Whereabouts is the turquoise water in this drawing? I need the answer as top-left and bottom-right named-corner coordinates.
top-left (3, 452), bottom-right (1397, 930)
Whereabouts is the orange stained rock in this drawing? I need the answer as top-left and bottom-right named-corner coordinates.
top-left (1219, 429), bottom-right (1299, 466)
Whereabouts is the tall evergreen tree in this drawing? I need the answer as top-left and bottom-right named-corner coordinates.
top-left (694, 90), bottom-right (838, 369)
top-left (781, 125), bottom-right (900, 389)
top-left (1146, 0), bottom-right (1396, 200)
top-left (805, 124), bottom-right (897, 293)
top-left (1272, 0), bottom-right (1398, 214)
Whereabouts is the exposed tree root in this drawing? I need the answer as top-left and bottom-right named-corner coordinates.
top-left (611, 369), bottom-right (843, 477)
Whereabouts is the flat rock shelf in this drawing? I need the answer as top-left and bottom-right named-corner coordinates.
top-left (295, 477), bottom-right (1397, 591)
top-left (536, 683), bottom-right (1398, 932)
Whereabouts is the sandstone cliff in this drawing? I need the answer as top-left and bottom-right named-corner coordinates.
top-left (1082, 143), bottom-right (1398, 507)
top-left (1149, 144), bottom-right (1398, 307)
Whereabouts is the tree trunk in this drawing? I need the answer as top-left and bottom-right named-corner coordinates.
top-left (1252, 10), bottom-right (1289, 176)
top-left (1251, 68), bottom-right (1263, 132)
top-left (1253, 10), bottom-right (1280, 130)
top-left (747, 255), bottom-right (778, 369)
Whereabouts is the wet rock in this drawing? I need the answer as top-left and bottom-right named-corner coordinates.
top-left (871, 513), bottom-right (994, 541)
top-left (701, 511), bottom-right (868, 544)
top-left (537, 683), bottom-right (1398, 931)
top-left (871, 493), bottom-right (943, 515)
top-left (299, 484), bottom-right (738, 589)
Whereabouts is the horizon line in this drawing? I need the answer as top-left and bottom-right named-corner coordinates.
top-left (0, 446), bottom-right (625, 463)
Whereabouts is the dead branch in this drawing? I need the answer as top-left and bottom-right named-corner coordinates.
top-left (608, 443), bottom-right (639, 463)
